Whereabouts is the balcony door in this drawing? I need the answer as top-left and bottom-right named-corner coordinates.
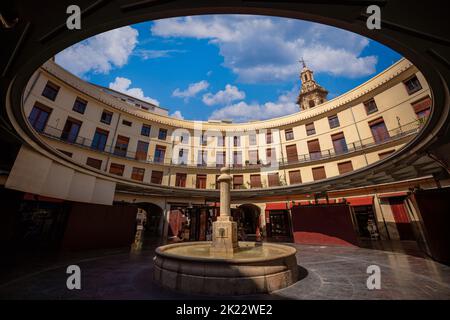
top-left (61, 118), bottom-right (81, 143)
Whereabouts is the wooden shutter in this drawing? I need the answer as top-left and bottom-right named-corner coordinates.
top-left (368, 117), bottom-right (384, 127)
top-left (268, 172), bottom-right (280, 186)
top-left (248, 150), bottom-right (258, 163)
top-left (131, 167), bottom-right (145, 181)
top-left (331, 132), bottom-right (345, 141)
top-left (233, 175), bottom-right (243, 189)
top-left (151, 170), bottom-right (163, 184)
top-left (312, 166), bottom-right (326, 181)
top-left (86, 157), bottom-right (102, 169)
top-left (176, 173), bottom-right (186, 187)
top-left (337, 161), bottom-right (353, 174)
top-left (196, 174), bottom-right (207, 189)
top-left (109, 163), bottom-right (124, 176)
top-left (250, 174), bottom-right (262, 188)
top-left (412, 96), bottom-right (432, 113)
top-left (286, 144), bottom-right (298, 163)
top-left (289, 170), bottom-right (302, 184)
top-left (307, 139), bottom-right (321, 153)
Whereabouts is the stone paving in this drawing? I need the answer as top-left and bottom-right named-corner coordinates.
top-left (0, 243), bottom-right (449, 300)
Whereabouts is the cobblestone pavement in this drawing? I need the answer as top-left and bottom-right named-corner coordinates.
top-left (0, 243), bottom-right (449, 300)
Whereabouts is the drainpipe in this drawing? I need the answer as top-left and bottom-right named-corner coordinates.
top-left (349, 106), bottom-right (368, 165)
top-left (105, 112), bottom-right (121, 172)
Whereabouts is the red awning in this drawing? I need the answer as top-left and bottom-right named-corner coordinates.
top-left (265, 202), bottom-right (288, 211)
top-left (23, 193), bottom-right (64, 203)
top-left (347, 196), bottom-right (373, 206)
top-left (378, 192), bottom-right (407, 198)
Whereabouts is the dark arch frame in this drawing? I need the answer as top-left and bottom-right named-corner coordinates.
top-left (1, 0), bottom-right (449, 200)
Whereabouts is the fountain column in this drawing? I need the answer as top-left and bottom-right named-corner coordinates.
top-left (210, 167), bottom-right (238, 255)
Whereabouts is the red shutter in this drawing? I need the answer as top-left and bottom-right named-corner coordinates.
top-left (412, 96), bottom-right (432, 113)
top-left (289, 170), bottom-right (302, 184)
top-left (337, 161), bottom-right (353, 174)
top-left (312, 166), bottom-right (326, 181)
top-left (268, 172), bottom-right (280, 186)
top-left (250, 174), bottom-right (262, 188)
top-left (286, 144), bottom-right (298, 163)
top-left (307, 139), bottom-right (321, 153)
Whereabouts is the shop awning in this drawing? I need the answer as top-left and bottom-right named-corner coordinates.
top-left (346, 196), bottom-right (373, 206)
top-left (378, 192), bottom-right (408, 198)
top-left (265, 202), bottom-right (288, 211)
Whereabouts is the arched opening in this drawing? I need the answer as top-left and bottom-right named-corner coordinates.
top-left (234, 204), bottom-right (261, 241)
top-left (133, 202), bottom-right (163, 248)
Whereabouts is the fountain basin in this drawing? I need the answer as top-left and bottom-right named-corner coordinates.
top-left (153, 241), bottom-right (299, 295)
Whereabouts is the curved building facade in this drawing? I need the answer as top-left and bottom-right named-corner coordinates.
top-left (6, 56), bottom-right (443, 247)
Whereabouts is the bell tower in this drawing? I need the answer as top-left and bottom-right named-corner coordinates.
top-left (296, 59), bottom-right (328, 110)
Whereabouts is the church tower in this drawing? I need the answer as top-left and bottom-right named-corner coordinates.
top-left (296, 59), bottom-right (328, 110)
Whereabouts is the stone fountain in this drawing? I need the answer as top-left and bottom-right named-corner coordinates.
top-left (153, 167), bottom-right (299, 295)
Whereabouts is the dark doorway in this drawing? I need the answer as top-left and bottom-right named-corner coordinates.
top-left (269, 210), bottom-right (292, 239)
top-left (352, 205), bottom-right (380, 240)
top-left (236, 204), bottom-right (261, 241)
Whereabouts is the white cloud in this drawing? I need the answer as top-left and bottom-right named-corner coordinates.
top-left (134, 49), bottom-right (185, 60)
top-left (170, 110), bottom-right (184, 119)
top-left (56, 26), bottom-right (138, 77)
top-left (202, 84), bottom-right (245, 106)
top-left (151, 15), bottom-right (378, 82)
top-left (109, 77), bottom-right (159, 106)
top-left (209, 87), bottom-right (299, 122)
top-left (172, 80), bottom-right (209, 101)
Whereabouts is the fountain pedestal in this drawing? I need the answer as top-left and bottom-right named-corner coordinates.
top-left (210, 167), bottom-right (238, 255)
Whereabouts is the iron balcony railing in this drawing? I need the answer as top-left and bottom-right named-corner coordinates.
top-left (34, 119), bottom-right (422, 169)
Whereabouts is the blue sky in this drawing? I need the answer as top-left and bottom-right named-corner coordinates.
top-left (56, 14), bottom-right (401, 122)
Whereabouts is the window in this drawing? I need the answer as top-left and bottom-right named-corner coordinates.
top-left (197, 150), bottom-right (207, 167)
top-left (86, 157), bottom-right (102, 169)
top-left (306, 122), bottom-right (315, 136)
top-left (61, 117), bottom-right (82, 143)
top-left (379, 149), bottom-right (395, 160)
top-left (248, 150), bottom-right (259, 165)
top-left (285, 128), bottom-right (294, 141)
top-left (216, 151), bottom-right (226, 168)
top-left (200, 133), bottom-right (208, 146)
top-left (266, 148), bottom-right (276, 165)
top-left (286, 144), bottom-right (298, 163)
top-left (151, 170), bottom-right (163, 184)
top-left (109, 163), bottom-right (125, 176)
top-left (404, 75), bottom-right (422, 95)
top-left (178, 148), bottom-right (188, 165)
top-left (100, 110), bottom-right (113, 125)
top-left (72, 97), bottom-right (87, 114)
top-left (364, 98), bottom-right (378, 115)
top-left (369, 118), bottom-right (390, 143)
top-left (42, 81), bottom-right (59, 101)
top-left (337, 161), bottom-right (353, 174)
top-left (217, 135), bottom-right (225, 147)
top-left (141, 124), bottom-right (151, 137)
top-left (122, 119), bottom-right (132, 127)
top-left (158, 128), bottom-right (168, 140)
top-left (28, 103), bottom-right (51, 132)
top-left (331, 132), bottom-right (348, 154)
top-left (249, 133), bottom-right (257, 146)
top-left (328, 114), bottom-right (340, 129)
top-left (309, 100), bottom-right (315, 108)
top-left (175, 173), bottom-right (187, 187)
top-left (154, 145), bottom-right (166, 163)
top-left (131, 167), bottom-right (145, 181)
top-left (307, 139), bottom-right (321, 160)
top-left (233, 175), bottom-right (244, 189)
top-left (58, 149), bottom-right (72, 157)
top-left (268, 172), bottom-right (280, 187)
top-left (233, 136), bottom-right (240, 147)
top-left (266, 130), bottom-right (272, 144)
top-left (233, 151), bottom-right (242, 167)
top-left (289, 170), bottom-right (302, 184)
top-left (412, 96), bottom-right (432, 120)
top-left (135, 141), bottom-right (149, 161)
top-left (91, 128), bottom-right (109, 151)
top-left (250, 174), bottom-right (262, 188)
top-left (114, 135), bottom-right (129, 157)
top-left (196, 174), bottom-right (207, 189)
top-left (312, 166), bottom-right (326, 181)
